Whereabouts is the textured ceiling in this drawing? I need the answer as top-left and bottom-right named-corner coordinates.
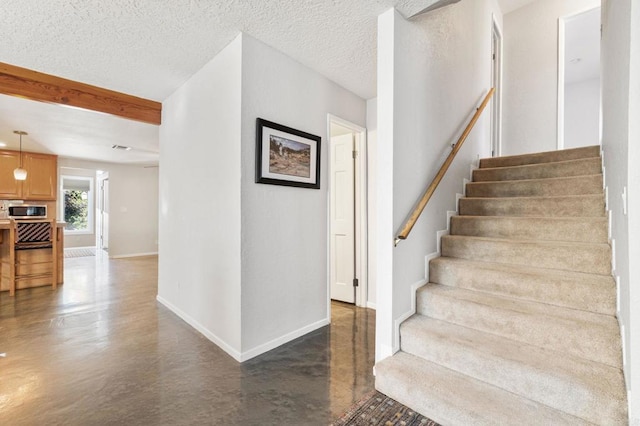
top-left (0, 0), bottom-right (520, 164)
top-left (0, 0), bottom-right (442, 102)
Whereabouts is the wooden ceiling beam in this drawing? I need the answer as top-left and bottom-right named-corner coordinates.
top-left (0, 62), bottom-right (161, 125)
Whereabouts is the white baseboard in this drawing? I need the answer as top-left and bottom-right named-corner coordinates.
top-left (156, 294), bottom-right (330, 363)
top-left (367, 301), bottom-right (377, 310)
top-left (64, 246), bottom-right (96, 251)
top-left (393, 279), bottom-right (428, 353)
top-left (111, 251), bottom-right (158, 259)
top-left (240, 317), bottom-right (330, 362)
top-left (156, 295), bottom-right (243, 362)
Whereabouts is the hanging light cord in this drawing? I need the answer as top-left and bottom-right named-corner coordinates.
top-left (19, 133), bottom-right (23, 167)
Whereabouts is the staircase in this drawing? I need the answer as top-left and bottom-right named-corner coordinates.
top-left (375, 146), bottom-right (628, 425)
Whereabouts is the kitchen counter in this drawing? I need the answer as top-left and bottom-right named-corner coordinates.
top-left (0, 219), bottom-right (65, 295)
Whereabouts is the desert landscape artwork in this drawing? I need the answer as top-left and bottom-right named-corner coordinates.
top-left (256, 118), bottom-right (321, 189)
top-left (269, 135), bottom-right (311, 178)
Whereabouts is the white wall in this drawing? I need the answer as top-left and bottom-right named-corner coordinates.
top-left (502, 0), bottom-right (600, 155)
top-left (159, 33), bottom-right (366, 361)
top-left (601, 0), bottom-right (640, 422)
top-left (239, 34), bottom-right (366, 356)
top-left (158, 36), bottom-right (243, 357)
top-left (376, 1), bottom-right (501, 360)
top-left (366, 98), bottom-right (378, 309)
top-left (57, 158), bottom-right (158, 257)
top-left (564, 77), bottom-right (600, 148)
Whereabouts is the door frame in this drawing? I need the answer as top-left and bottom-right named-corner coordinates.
top-left (327, 114), bottom-right (368, 310)
top-left (490, 13), bottom-right (504, 157)
top-left (557, 4), bottom-right (601, 150)
top-left (96, 172), bottom-right (109, 250)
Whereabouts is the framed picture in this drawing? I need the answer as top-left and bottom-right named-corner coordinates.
top-left (255, 118), bottom-right (321, 189)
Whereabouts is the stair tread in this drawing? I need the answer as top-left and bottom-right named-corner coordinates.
top-left (466, 173), bottom-right (603, 186)
top-left (452, 214), bottom-right (607, 223)
top-left (474, 156), bottom-right (602, 179)
top-left (466, 174), bottom-right (603, 197)
top-left (376, 351), bottom-right (593, 426)
top-left (451, 215), bottom-right (608, 243)
top-left (417, 283), bottom-right (621, 367)
top-left (459, 194), bottom-right (606, 217)
top-left (462, 193), bottom-right (604, 202)
top-left (429, 256), bottom-right (616, 315)
top-left (443, 233), bottom-right (609, 248)
top-left (401, 316), bottom-right (627, 423)
top-left (479, 146), bottom-right (600, 169)
top-left (418, 283), bottom-right (617, 327)
top-left (431, 256), bottom-right (613, 285)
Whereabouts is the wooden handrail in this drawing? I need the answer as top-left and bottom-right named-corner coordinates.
top-left (395, 88), bottom-right (495, 246)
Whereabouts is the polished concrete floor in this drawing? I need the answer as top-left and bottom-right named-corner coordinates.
top-left (0, 253), bottom-right (375, 425)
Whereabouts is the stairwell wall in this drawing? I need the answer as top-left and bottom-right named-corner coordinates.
top-left (502, 0), bottom-right (600, 156)
top-left (601, 0), bottom-right (640, 421)
top-left (375, 1), bottom-right (502, 361)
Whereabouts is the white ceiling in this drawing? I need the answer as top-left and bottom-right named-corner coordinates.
top-left (0, 0), bottom-right (538, 165)
top-left (497, 0), bottom-right (539, 15)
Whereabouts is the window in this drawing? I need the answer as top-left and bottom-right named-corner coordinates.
top-left (61, 176), bottom-right (94, 234)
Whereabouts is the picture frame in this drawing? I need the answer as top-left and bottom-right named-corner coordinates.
top-left (255, 118), bottom-right (321, 189)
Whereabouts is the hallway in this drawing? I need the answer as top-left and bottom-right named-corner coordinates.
top-left (0, 255), bottom-right (375, 425)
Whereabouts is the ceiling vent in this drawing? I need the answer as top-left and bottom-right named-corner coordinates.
top-left (112, 144), bottom-right (132, 151)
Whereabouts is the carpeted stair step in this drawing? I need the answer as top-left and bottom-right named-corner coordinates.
top-left (375, 351), bottom-right (592, 426)
top-left (429, 257), bottom-right (615, 314)
top-left (465, 174), bottom-right (603, 198)
top-left (441, 235), bottom-right (611, 275)
top-left (400, 316), bottom-right (627, 424)
top-left (459, 194), bottom-right (605, 217)
top-left (473, 157), bottom-right (602, 182)
top-left (450, 215), bottom-right (608, 243)
top-left (479, 145), bottom-right (600, 169)
top-left (416, 283), bottom-right (621, 367)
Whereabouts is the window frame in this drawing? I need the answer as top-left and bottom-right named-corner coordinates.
top-left (60, 175), bottom-right (95, 235)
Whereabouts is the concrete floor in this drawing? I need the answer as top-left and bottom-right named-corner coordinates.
top-left (0, 254), bottom-right (375, 425)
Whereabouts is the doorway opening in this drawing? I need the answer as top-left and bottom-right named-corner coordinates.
top-left (558, 5), bottom-right (601, 150)
top-left (59, 167), bottom-right (98, 259)
top-left (490, 14), bottom-right (503, 157)
top-left (328, 115), bottom-right (368, 308)
top-left (96, 171), bottom-right (109, 253)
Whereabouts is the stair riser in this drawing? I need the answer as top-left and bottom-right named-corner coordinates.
top-left (473, 158), bottom-right (602, 182)
top-left (459, 195), bottom-right (605, 217)
top-left (450, 216), bottom-right (609, 243)
top-left (465, 175), bottom-right (602, 198)
top-left (479, 146), bottom-right (600, 168)
top-left (416, 287), bottom-right (621, 366)
top-left (441, 236), bottom-right (611, 275)
top-left (429, 259), bottom-right (616, 315)
top-left (375, 353), bottom-right (592, 426)
top-left (401, 321), bottom-right (626, 423)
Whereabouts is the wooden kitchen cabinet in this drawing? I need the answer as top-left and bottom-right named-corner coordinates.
top-left (0, 150), bottom-right (57, 200)
top-left (22, 152), bottom-right (58, 200)
top-left (0, 150), bottom-right (22, 199)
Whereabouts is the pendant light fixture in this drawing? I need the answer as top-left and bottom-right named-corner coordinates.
top-left (13, 130), bottom-right (28, 181)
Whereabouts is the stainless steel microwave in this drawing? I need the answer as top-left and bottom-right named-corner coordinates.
top-left (8, 204), bottom-right (47, 219)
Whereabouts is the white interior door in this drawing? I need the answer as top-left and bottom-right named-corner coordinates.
top-left (330, 133), bottom-right (355, 303)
